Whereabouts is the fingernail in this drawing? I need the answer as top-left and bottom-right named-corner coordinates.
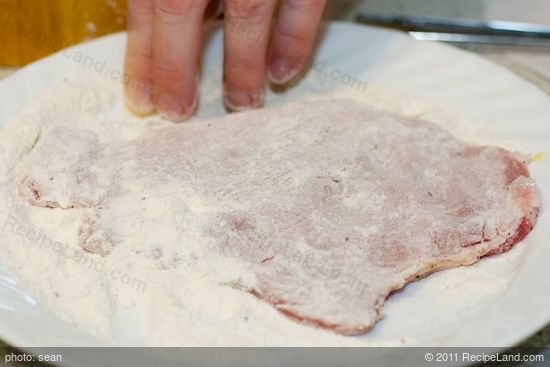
top-left (268, 58), bottom-right (300, 84)
top-left (156, 93), bottom-right (195, 122)
top-left (125, 80), bottom-right (154, 116)
top-left (224, 88), bottom-right (265, 112)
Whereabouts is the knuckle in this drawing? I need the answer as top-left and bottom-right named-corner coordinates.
top-left (152, 62), bottom-right (186, 82)
top-left (225, 60), bottom-right (257, 74)
top-left (128, 0), bottom-right (153, 16)
top-left (127, 48), bottom-right (153, 62)
top-left (224, 59), bottom-right (262, 82)
top-left (225, 0), bottom-right (270, 20)
top-left (155, 0), bottom-right (200, 16)
top-left (125, 53), bottom-right (153, 75)
top-left (285, 0), bottom-right (325, 11)
top-left (272, 28), bottom-right (309, 56)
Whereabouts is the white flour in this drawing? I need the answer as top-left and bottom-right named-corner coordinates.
top-left (0, 67), bottom-right (526, 347)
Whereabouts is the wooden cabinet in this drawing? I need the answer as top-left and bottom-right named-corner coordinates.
top-left (0, 0), bottom-right (127, 66)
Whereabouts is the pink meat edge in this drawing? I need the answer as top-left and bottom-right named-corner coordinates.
top-left (252, 200), bottom-right (539, 337)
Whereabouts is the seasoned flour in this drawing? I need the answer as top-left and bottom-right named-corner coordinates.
top-left (0, 68), bottom-right (525, 346)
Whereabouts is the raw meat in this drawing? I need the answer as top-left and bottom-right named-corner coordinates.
top-left (13, 99), bottom-right (539, 335)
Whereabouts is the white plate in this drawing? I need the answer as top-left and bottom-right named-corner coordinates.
top-left (1, 22), bottom-right (549, 351)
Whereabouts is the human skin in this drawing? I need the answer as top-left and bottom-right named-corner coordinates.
top-left (124, 0), bottom-right (327, 121)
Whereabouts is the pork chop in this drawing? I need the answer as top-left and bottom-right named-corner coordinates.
top-left (13, 99), bottom-right (539, 335)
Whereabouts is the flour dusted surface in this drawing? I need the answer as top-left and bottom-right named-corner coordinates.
top-left (0, 77), bottom-right (538, 346)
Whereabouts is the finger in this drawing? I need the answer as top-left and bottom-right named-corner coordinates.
top-left (204, 0), bottom-right (223, 20)
top-left (223, 0), bottom-right (277, 111)
top-left (152, 0), bottom-right (208, 121)
top-left (125, 0), bottom-right (155, 115)
top-left (268, 0), bottom-right (327, 84)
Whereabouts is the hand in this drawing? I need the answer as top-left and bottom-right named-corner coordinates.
top-left (124, 0), bottom-right (327, 121)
